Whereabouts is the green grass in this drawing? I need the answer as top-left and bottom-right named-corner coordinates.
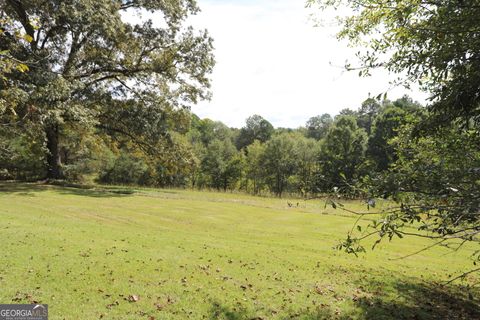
top-left (0, 182), bottom-right (478, 319)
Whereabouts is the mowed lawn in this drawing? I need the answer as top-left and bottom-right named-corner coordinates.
top-left (0, 183), bottom-right (478, 319)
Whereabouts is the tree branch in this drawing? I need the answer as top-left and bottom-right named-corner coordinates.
top-left (5, 0), bottom-right (36, 49)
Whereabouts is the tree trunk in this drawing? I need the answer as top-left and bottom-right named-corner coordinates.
top-left (45, 123), bottom-right (63, 179)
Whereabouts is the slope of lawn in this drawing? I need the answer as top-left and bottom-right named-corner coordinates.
top-left (0, 182), bottom-right (478, 319)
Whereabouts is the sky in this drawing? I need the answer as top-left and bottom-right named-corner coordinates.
top-left (187, 0), bottom-right (427, 128)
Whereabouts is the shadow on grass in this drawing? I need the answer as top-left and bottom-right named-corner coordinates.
top-left (207, 279), bottom-right (479, 320)
top-left (0, 182), bottom-right (135, 198)
top-left (352, 280), bottom-right (480, 320)
top-left (208, 301), bottom-right (341, 320)
top-left (0, 182), bottom-right (47, 196)
top-left (208, 302), bottom-right (250, 320)
top-left (56, 187), bottom-right (134, 198)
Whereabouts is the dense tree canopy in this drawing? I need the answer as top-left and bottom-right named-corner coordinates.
top-left (201, 138), bottom-right (242, 191)
top-left (356, 98), bottom-right (381, 135)
top-left (318, 115), bottom-right (367, 192)
top-left (244, 140), bottom-right (265, 195)
top-left (236, 114), bottom-right (274, 150)
top-left (367, 106), bottom-right (413, 171)
top-left (261, 133), bottom-right (297, 197)
top-left (0, 0), bottom-right (214, 178)
top-left (305, 113), bottom-right (333, 140)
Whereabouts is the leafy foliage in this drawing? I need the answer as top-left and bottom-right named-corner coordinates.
top-left (367, 106), bottom-right (417, 171)
top-left (310, 0), bottom-right (480, 126)
top-left (236, 114), bottom-right (274, 150)
top-left (339, 123), bottom-right (480, 274)
top-left (317, 115), bottom-right (368, 193)
top-left (261, 133), bottom-right (297, 197)
top-left (200, 139), bottom-right (243, 191)
top-left (305, 113), bottom-right (333, 140)
top-left (0, 0), bottom-right (214, 178)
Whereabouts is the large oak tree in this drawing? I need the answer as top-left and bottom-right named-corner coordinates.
top-left (0, 0), bottom-right (214, 178)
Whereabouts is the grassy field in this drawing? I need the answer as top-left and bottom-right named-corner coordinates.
top-left (0, 183), bottom-right (478, 319)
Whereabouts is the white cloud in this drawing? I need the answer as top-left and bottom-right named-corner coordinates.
top-left (187, 0), bottom-right (427, 128)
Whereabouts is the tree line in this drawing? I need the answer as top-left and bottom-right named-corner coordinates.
top-left (1, 82), bottom-right (425, 200)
